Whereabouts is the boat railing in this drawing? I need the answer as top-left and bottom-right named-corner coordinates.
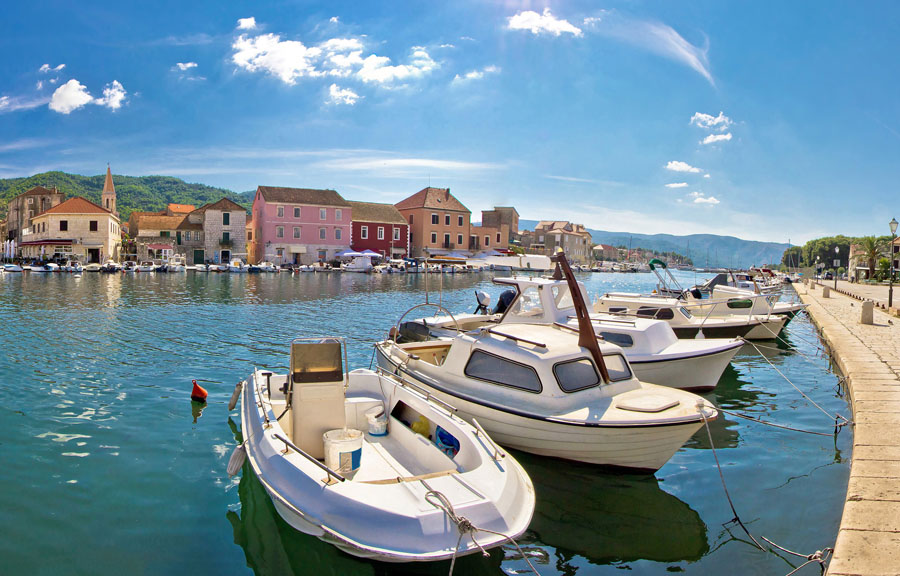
top-left (273, 433), bottom-right (347, 484)
top-left (569, 315), bottom-right (638, 327)
top-left (471, 418), bottom-right (506, 461)
top-left (485, 327), bottom-right (547, 348)
top-left (374, 365), bottom-right (459, 416)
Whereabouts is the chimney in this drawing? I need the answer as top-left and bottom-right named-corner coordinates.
top-left (445, 188), bottom-right (450, 201)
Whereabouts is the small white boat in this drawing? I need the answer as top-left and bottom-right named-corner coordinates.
top-left (122, 261), bottom-right (138, 273)
top-left (208, 263), bottom-right (228, 272)
top-left (3, 263), bottom-right (23, 272)
top-left (28, 262), bottom-right (59, 273)
top-left (136, 261), bottom-right (156, 272)
top-left (228, 258), bottom-right (248, 273)
top-left (341, 256), bottom-right (374, 273)
top-left (83, 263), bottom-right (102, 272)
top-left (257, 261), bottom-right (278, 272)
top-left (192, 263), bottom-right (209, 272)
top-left (61, 260), bottom-right (83, 273)
top-left (165, 256), bottom-right (187, 272)
top-left (234, 337), bottom-right (535, 562)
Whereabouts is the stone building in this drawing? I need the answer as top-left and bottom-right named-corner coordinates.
top-left (5, 185), bottom-right (65, 244)
top-left (19, 197), bottom-right (121, 263)
top-left (525, 220), bottom-right (593, 264)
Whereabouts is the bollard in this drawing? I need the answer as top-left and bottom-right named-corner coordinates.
top-left (810, 282), bottom-right (816, 290)
top-left (861, 300), bottom-right (874, 325)
top-left (822, 286), bottom-right (831, 298)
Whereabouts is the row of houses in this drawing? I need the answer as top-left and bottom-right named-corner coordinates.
top-left (2, 167), bottom-right (596, 265)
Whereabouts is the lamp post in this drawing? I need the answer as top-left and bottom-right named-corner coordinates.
top-left (834, 245), bottom-right (839, 290)
top-left (816, 255), bottom-right (820, 284)
top-left (890, 218), bottom-right (898, 309)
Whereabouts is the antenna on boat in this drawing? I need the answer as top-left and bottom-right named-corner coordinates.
top-left (552, 250), bottom-right (610, 383)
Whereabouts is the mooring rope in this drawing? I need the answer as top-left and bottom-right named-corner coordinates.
top-left (763, 537), bottom-right (834, 576)
top-left (717, 408), bottom-right (845, 437)
top-left (424, 490), bottom-right (541, 576)
top-left (741, 338), bottom-right (852, 431)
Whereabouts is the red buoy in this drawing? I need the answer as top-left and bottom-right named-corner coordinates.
top-left (191, 380), bottom-right (208, 403)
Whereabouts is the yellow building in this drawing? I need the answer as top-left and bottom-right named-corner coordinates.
top-left (20, 197), bottom-right (121, 263)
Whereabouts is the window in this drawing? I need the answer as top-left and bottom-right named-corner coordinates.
top-left (431, 213), bottom-right (438, 225)
top-left (59, 220), bottom-right (68, 232)
top-left (361, 226), bottom-right (368, 239)
top-left (318, 249), bottom-right (327, 261)
top-left (27, 197), bottom-right (33, 205)
top-left (223, 212), bottom-right (230, 225)
top-left (636, 306), bottom-right (674, 320)
top-left (430, 232), bottom-right (437, 244)
top-left (508, 286), bottom-right (543, 319)
top-left (444, 214), bottom-right (450, 226)
top-left (457, 234), bottom-right (463, 245)
top-left (293, 227), bottom-right (301, 239)
top-left (247, 230), bottom-right (252, 241)
top-left (484, 235), bottom-right (490, 247)
top-left (538, 235), bottom-right (544, 243)
top-left (409, 214), bottom-right (414, 225)
top-left (554, 359), bottom-right (600, 393)
top-left (319, 227), bottom-right (326, 240)
top-left (727, 299), bottom-right (753, 309)
top-left (603, 354), bottom-right (633, 381)
top-left (598, 332), bottom-right (634, 348)
top-left (223, 232), bottom-right (230, 243)
top-left (277, 206), bottom-right (284, 218)
top-left (294, 207), bottom-right (301, 218)
top-left (335, 209), bottom-right (342, 221)
top-left (335, 228), bottom-right (342, 240)
top-left (394, 228), bottom-right (401, 241)
top-left (444, 233), bottom-right (450, 246)
top-left (184, 231), bottom-right (190, 241)
top-left (550, 285), bottom-right (575, 310)
top-left (377, 227), bottom-right (384, 240)
top-left (90, 221), bottom-right (98, 232)
top-left (458, 215), bottom-right (463, 227)
top-left (276, 248), bottom-right (284, 257)
top-left (276, 226), bottom-right (284, 238)
top-left (497, 233), bottom-right (501, 243)
top-left (160, 230), bottom-right (170, 238)
top-left (320, 208), bottom-right (327, 220)
top-left (465, 350), bottom-right (542, 393)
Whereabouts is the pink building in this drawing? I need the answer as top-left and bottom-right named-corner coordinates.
top-left (249, 186), bottom-right (351, 265)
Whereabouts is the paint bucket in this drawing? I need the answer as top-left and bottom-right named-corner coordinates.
top-left (365, 407), bottom-right (387, 436)
top-left (323, 428), bottom-right (363, 475)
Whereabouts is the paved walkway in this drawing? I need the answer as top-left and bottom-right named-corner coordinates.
top-left (795, 281), bottom-right (900, 575)
top-left (812, 279), bottom-right (900, 314)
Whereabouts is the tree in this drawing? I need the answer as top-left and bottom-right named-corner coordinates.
top-left (877, 257), bottom-right (891, 281)
top-left (859, 236), bottom-right (883, 280)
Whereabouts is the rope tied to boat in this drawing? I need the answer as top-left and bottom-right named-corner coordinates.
top-left (424, 490), bottom-right (541, 576)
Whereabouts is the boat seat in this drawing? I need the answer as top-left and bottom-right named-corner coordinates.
top-left (289, 340), bottom-right (347, 459)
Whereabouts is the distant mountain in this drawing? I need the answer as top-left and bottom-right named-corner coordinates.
top-left (518, 220), bottom-right (789, 269)
top-left (0, 171), bottom-right (253, 222)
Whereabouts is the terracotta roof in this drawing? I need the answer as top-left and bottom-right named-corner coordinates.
top-left (176, 219), bottom-right (202, 231)
top-left (36, 196), bottom-right (113, 217)
top-left (167, 203), bottom-right (195, 213)
top-left (23, 185), bottom-right (61, 196)
top-left (133, 214), bottom-right (187, 233)
top-left (256, 186), bottom-right (349, 207)
top-left (348, 201), bottom-right (406, 224)
top-left (395, 187), bottom-right (470, 213)
top-left (193, 197), bottom-right (246, 213)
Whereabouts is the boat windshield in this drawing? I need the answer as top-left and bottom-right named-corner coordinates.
top-left (550, 284), bottom-right (575, 311)
top-left (507, 286), bottom-right (545, 320)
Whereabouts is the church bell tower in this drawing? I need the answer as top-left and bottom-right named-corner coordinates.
top-left (102, 164), bottom-right (118, 216)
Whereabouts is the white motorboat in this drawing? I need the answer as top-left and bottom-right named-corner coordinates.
top-left (27, 262), bottom-right (59, 273)
top-left (399, 275), bottom-right (742, 392)
top-left (699, 285), bottom-right (806, 323)
top-left (3, 263), bottom-right (23, 272)
top-left (234, 337), bottom-right (535, 562)
top-left (341, 256), bottom-right (374, 273)
top-left (257, 261), bottom-right (278, 272)
top-left (192, 263), bottom-right (209, 272)
top-left (136, 261), bottom-right (156, 272)
top-left (83, 263), bottom-right (101, 272)
top-left (376, 254), bottom-right (718, 471)
top-left (166, 256), bottom-right (187, 272)
top-left (121, 260), bottom-right (138, 273)
top-left (228, 258), bottom-right (248, 273)
top-left (61, 260), bottom-right (83, 273)
top-left (208, 263), bottom-right (228, 272)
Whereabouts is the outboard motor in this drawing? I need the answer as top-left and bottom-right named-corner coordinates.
top-left (493, 289), bottom-right (517, 315)
top-left (474, 290), bottom-right (491, 314)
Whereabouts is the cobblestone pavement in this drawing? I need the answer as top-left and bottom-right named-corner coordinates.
top-left (810, 279), bottom-right (900, 312)
top-left (796, 281), bottom-right (900, 576)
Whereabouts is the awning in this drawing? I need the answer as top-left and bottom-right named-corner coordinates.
top-left (289, 245), bottom-right (307, 254)
top-left (19, 239), bottom-right (74, 246)
top-left (148, 244), bottom-right (173, 250)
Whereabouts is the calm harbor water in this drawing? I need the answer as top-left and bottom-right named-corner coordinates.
top-left (0, 270), bottom-right (851, 575)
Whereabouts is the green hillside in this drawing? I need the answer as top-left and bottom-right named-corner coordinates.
top-left (0, 171), bottom-right (253, 222)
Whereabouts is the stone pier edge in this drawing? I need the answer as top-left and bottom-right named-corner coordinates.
top-left (796, 283), bottom-right (900, 576)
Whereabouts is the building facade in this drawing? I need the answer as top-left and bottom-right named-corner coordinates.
top-left (524, 221), bottom-right (593, 264)
top-left (475, 206), bottom-right (519, 251)
top-left (395, 187), bottom-right (471, 257)
top-left (19, 197), bottom-right (121, 262)
top-left (5, 186), bottom-right (65, 244)
top-left (249, 186), bottom-right (351, 265)
top-left (348, 201), bottom-right (409, 258)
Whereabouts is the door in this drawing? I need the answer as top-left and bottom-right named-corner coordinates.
top-left (88, 248), bottom-right (100, 263)
top-left (176, 231), bottom-right (182, 245)
top-left (221, 250), bottom-right (231, 263)
top-left (193, 249), bottom-right (205, 265)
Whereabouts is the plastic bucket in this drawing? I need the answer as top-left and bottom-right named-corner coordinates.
top-left (366, 407), bottom-right (387, 436)
top-left (323, 428), bottom-right (363, 474)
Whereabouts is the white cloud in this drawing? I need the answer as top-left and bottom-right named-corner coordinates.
top-left (694, 195), bottom-right (720, 205)
top-left (703, 173), bottom-right (711, 178)
top-left (691, 111), bottom-right (732, 131)
top-left (318, 156), bottom-right (499, 172)
top-left (326, 84), bottom-right (360, 105)
top-left (585, 14), bottom-right (713, 85)
top-left (36, 81), bottom-right (43, 90)
top-left (357, 47), bottom-right (437, 85)
top-left (232, 33), bottom-right (323, 84)
top-left (176, 62), bottom-right (198, 71)
top-left (237, 17), bottom-right (257, 30)
top-left (440, 43), bottom-right (455, 49)
top-left (0, 94), bottom-right (50, 114)
top-left (96, 80), bottom-right (127, 110)
top-left (666, 160), bottom-right (702, 173)
top-left (701, 133), bottom-right (732, 145)
top-left (665, 182), bottom-right (688, 188)
top-left (330, 16), bottom-right (339, 24)
top-left (452, 65), bottom-right (500, 84)
top-left (39, 63), bottom-right (65, 73)
top-left (49, 79), bottom-right (94, 114)
top-left (508, 8), bottom-right (583, 37)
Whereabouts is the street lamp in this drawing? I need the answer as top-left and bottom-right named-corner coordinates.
top-left (890, 217), bottom-right (898, 308)
top-left (834, 245), bottom-right (839, 290)
top-left (816, 255), bottom-right (820, 284)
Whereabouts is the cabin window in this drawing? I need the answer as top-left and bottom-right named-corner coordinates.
top-left (598, 332), bottom-right (634, 348)
top-left (464, 350), bottom-right (542, 393)
top-left (604, 354), bottom-right (632, 381)
top-left (678, 307), bottom-right (693, 319)
top-left (637, 306), bottom-right (674, 320)
top-left (550, 285), bottom-right (575, 310)
top-left (553, 358), bottom-right (600, 392)
top-left (361, 226), bottom-right (368, 239)
top-left (508, 286), bottom-right (544, 319)
top-left (294, 207), bottom-right (301, 218)
top-left (726, 299), bottom-right (753, 309)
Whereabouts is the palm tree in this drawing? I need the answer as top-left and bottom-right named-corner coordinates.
top-left (860, 236), bottom-right (883, 280)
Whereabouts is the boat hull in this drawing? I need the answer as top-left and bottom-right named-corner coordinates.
top-left (631, 345), bottom-right (740, 391)
top-left (672, 323), bottom-right (754, 339)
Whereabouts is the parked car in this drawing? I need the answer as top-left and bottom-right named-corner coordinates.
top-left (824, 271), bottom-right (834, 280)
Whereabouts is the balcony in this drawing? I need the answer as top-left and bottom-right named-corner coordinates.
top-left (469, 238), bottom-right (481, 250)
top-left (441, 241), bottom-right (455, 249)
top-left (219, 237), bottom-right (234, 247)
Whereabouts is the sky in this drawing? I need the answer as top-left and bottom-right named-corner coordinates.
top-left (2, 1), bottom-right (899, 244)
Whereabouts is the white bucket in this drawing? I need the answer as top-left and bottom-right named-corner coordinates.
top-left (366, 406), bottom-right (388, 436)
top-left (323, 428), bottom-right (363, 475)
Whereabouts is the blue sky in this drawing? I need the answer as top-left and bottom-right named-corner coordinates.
top-left (1, 1), bottom-right (899, 243)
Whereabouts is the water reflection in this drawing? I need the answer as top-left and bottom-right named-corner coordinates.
top-left (515, 451), bottom-right (708, 566)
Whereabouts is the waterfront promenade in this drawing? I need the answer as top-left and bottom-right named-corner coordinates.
top-left (795, 281), bottom-right (900, 575)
